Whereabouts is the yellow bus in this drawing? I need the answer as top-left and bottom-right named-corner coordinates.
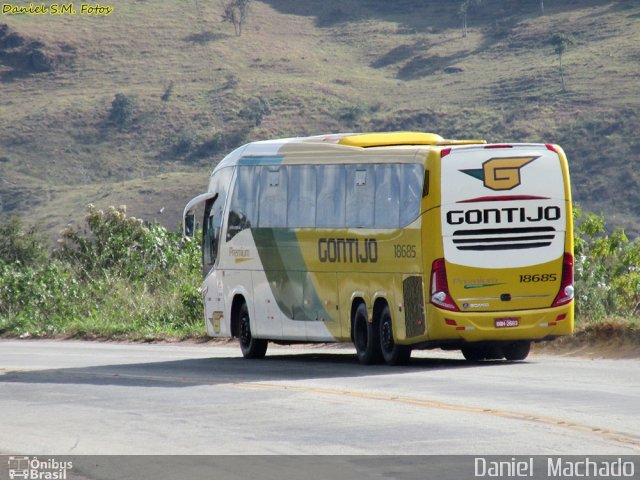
top-left (183, 132), bottom-right (574, 365)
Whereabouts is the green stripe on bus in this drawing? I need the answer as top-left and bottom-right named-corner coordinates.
top-left (252, 228), bottom-right (332, 322)
top-left (238, 155), bottom-right (284, 166)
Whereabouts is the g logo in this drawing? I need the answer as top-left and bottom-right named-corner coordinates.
top-left (483, 157), bottom-right (537, 190)
top-left (461, 156), bottom-right (538, 191)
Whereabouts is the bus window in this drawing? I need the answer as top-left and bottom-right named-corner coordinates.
top-left (202, 167), bottom-right (233, 275)
top-left (202, 197), bottom-right (217, 276)
top-left (227, 165), bottom-right (259, 240)
top-left (258, 166), bottom-right (288, 227)
top-left (288, 165), bottom-right (316, 228)
top-left (400, 164), bottom-right (423, 226)
top-left (316, 165), bottom-right (346, 228)
top-left (374, 164), bottom-right (401, 228)
top-left (346, 164), bottom-right (375, 228)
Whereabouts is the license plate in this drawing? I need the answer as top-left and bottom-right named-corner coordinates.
top-left (495, 318), bottom-right (519, 328)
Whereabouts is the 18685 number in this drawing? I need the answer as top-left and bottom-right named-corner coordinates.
top-left (520, 273), bottom-right (557, 283)
top-left (394, 244), bottom-right (417, 258)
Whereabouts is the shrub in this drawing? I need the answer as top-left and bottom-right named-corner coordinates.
top-left (161, 81), bottom-right (174, 102)
top-left (108, 93), bottom-right (135, 129)
top-left (337, 105), bottom-right (364, 122)
top-left (173, 132), bottom-right (197, 156)
top-left (574, 207), bottom-right (640, 321)
top-left (0, 206), bottom-right (203, 338)
top-left (239, 96), bottom-right (271, 126)
top-left (55, 204), bottom-right (199, 285)
top-left (0, 216), bottom-right (48, 267)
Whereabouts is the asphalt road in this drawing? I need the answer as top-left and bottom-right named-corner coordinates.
top-left (0, 339), bottom-right (638, 455)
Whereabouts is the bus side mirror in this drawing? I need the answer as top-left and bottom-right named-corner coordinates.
top-left (184, 210), bottom-right (195, 238)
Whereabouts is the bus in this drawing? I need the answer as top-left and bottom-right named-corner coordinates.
top-left (183, 131), bottom-right (574, 365)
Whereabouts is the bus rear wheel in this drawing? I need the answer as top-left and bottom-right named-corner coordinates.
top-left (353, 303), bottom-right (382, 365)
top-left (461, 344), bottom-right (503, 361)
top-left (503, 341), bottom-right (530, 361)
top-left (238, 303), bottom-right (268, 359)
top-left (379, 305), bottom-right (411, 366)
top-left (461, 345), bottom-right (486, 361)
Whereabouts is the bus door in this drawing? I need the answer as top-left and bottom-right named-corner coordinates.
top-left (202, 194), bottom-right (227, 336)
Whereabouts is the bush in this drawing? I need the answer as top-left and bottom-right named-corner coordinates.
top-left (108, 93), bottom-right (135, 129)
top-left (161, 81), bottom-right (174, 102)
top-left (0, 259), bottom-right (86, 335)
top-left (0, 206), bottom-right (202, 338)
top-left (239, 96), bottom-right (271, 126)
top-left (338, 105), bottom-right (364, 122)
top-left (0, 216), bottom-right (48, 267)
top-left (173, 132), bottom-right (197, 156)
top-left (574, 207), bottom-right (640, 321)
top-left (56, 204), bottom-right (199, 285)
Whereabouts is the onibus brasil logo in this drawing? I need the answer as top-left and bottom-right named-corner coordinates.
top-left (461, 156), bottom-right (538, 191)
top-left (7, 456), bottom-right (73, 480)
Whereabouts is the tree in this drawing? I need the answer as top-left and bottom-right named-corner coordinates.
top-left (459, 0), bottom-right (482, 38)
top-left (220, 0), bottom-right (251, 36)
top-left (550, 33), bottom-right (575, 92)
top-left (540, 0), bottom-right (544, 15)
top-left (573, 208), bottom-right (640, 320)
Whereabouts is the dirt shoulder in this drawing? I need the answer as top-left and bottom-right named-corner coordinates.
top-left (533, 320), bottom-right (640, 359)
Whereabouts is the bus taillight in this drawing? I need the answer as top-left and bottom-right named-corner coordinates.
top-left (552, 253), bottom-right (574, 307)
top-left (430, 258), bottom-right (459, 311)
top-left (545, 143), bottom-right (559, 153)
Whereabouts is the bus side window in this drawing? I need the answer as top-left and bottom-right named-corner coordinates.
top-left (316, 165), bottom-right (346, 228)
top-left (400, 164), bottom-right (423, 226)
top-left (374, 164), bottom-right (401, 228)
top-left (346, 165), bottom-right (375, 228)
top-left (288, 165), bottom-right (316, 228)
top-left (423, 170), bottom-right (430, 197)
top-left (227, 166), bottom-right (259, 241)
top-left (258, 166), bottom-right (288, 227)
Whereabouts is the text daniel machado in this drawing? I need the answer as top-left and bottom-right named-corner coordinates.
top-left (475, 457), bottom-right (635, 478)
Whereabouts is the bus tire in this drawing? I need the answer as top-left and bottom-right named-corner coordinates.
top-left (461, 345), bottom-right (486, 361)
top-left (379, 305), bottom-right (411, 366)
top-left (503, 341), bottom-right (530, 361)
top-left (353, 303), bottom-right (382, 365)
top-left (238, 303), bottom-right (268, 359)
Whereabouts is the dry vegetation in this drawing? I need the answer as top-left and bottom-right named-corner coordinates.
top-left (0, 0), bottom-right (639, 238)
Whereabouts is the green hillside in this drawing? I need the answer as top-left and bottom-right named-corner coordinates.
top-left (1, 0), bottom-right (639, 237)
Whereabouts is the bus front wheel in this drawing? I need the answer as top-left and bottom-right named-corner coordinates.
top-left (238, 303), bottom-right (268, 359)
top-left (353, 303), bottom-right (382, 365)
top-left (379, 305), bottom-right (411, 366)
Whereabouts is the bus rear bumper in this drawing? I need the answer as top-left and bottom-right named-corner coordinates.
top-left (407, 303), bottom-right (574, 345)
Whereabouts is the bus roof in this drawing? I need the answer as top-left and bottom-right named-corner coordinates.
top-left (216, 132), bottom-right (487, 170)
top-left (255, 132), bottom-right (486, 148)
